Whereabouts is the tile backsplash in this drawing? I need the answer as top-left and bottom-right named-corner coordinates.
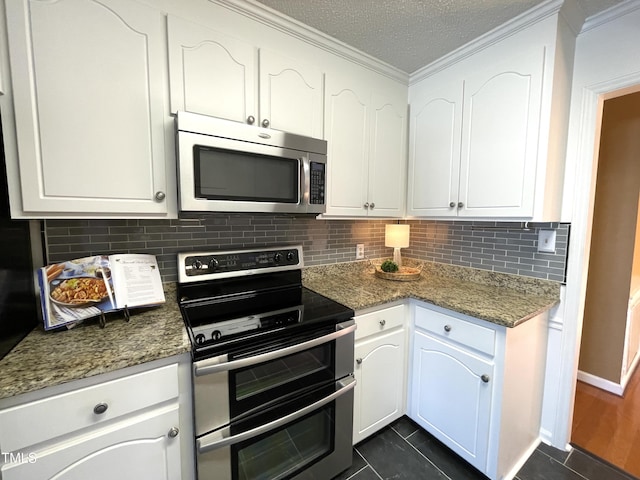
top-left (44, 216), bottom-right (568, 283)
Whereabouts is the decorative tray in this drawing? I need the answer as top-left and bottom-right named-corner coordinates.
top-left (373, 265), bottom-right (422, 282)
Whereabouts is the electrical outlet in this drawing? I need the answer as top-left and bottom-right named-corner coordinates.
top-left (537, 229), bottom-right (557, 253)
top-left (356, 244), bottom-right (365, 259)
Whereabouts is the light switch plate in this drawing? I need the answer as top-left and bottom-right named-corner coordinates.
top-left (538, 229), bottom-right (557, 253)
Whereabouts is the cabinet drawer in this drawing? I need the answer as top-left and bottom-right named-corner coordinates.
top-left (0, 364), bottom-right (179, 452)
top-left (356, 305), bottom-right (405, 340)
top-left (415, 307), bottom-right (496, 356)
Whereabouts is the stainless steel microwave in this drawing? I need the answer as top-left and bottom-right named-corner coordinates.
top-left (176, 112), bottom-right (327, 214)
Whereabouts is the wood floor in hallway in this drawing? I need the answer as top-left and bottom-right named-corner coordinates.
top-left (572, 365), bottom-right (640, 478)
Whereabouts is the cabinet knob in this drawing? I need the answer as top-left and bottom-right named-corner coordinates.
top-left (356, 358), bottom-right (363, 365)
top-left (246, 115), bottom-right (255, 125)
top-left (457, 202), bottom-right (464, 209)
top-left (364, 202), bottom-right (370, 209)
top-left (168, 427), bottom-right (179, 438)
top-left (379, 319), bottom-right (386, 327)
top-left (444, 324), bottom-right (452, 332)
top-left (93, 402), bottom-right (108, 415)
top-left (370, 203), bottom-right (375, 209)
top-left (449, 202), bottom-right (456, 208)
top-left (481, 374), bottom-right (490, 383)
top-left (155, 191), bottom-right (166, 202)
top-left (261, 118), bottom-right (270, 128)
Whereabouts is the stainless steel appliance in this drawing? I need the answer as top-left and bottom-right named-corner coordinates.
top-left (176, 112), bottom-right (327, 215)
top-left (177, 245), bottom-right (355, 480)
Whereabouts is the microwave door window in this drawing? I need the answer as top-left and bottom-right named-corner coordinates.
top-left (195, 147), bottom-right (299, 203)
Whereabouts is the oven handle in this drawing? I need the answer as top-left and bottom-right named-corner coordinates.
top-left (193, 319), bottom-right (356, 377)
top-left (197, 375), bottom-right (356, 454)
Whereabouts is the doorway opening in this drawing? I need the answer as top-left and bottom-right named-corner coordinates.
top-left (570, 89), bottom-right (640, 478)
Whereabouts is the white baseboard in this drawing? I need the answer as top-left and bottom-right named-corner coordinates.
top-left (502, 437), bottom-right (541, 480)
top-left (576, 370), bottom-right (623, 396)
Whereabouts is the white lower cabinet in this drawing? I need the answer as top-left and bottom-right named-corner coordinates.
top-left (353, 304), bottom-right (407, 444)
top-left (1, 406), bottom-right (180, 480)
top-left (408, 302), bottom-right (549, 480)
top-left (0, 358), bottom-right (194, 480)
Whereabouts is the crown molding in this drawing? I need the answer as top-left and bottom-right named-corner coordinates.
top-left (209, 0), bottom-right (409, 84)
top-left (580, 0), bottom-right (640, 33)
top-left (409, 0), bottom-right (564, 85)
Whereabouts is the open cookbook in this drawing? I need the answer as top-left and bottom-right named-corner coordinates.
top-left (37, 254), bottom-right (165, 330)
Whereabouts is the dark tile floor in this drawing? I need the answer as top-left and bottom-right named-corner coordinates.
top-left (334, 416), bottom-right (638, 480)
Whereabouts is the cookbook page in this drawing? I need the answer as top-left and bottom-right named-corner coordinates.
top-left (39, 255), bottom-right (115, 330)
top-left (109, 254), bottom-right (165, 309)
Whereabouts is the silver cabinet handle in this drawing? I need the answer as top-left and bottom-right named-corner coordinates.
top-left (449, 202), bottom-right (456, 208)
top-left (481, 374), bottom-right (490, 383)
top-left (370, 203), bottom-right (375, 209)
top-left (194, 320), bottom-right (356, 376)
top-left (93, 403), bottom-right (108, 415)
top-left (197, 376), bottom-right (356, 453)
top-left (168, 427), bottom-right (179, 438)
top-left (155, 191), bottom-right (165, 202)
top-left (458, 202), bottom-right (464, 208)
top-left (444, 324), bottom-right (452, 332)
top-left (379, 319), bottom-right (386, 327)
top-left (356, 358), bottom-right (362, 365)
top-left (246, 115), bottom-right (255, 125)
top-left (261, 118), bottom-right (270, 128)
top-left (364, 202), bottom-right (370, 209)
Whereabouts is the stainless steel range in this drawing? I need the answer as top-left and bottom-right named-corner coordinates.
top-left (177, 245), bottom-right (356, 480)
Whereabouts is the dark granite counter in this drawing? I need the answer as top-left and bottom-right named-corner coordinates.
top-left (0, 261), bottom-right (560, 401)
top-left (302, 260), bottom-right (560, 328)
top-left (0, 283), bottom-right (189, 401)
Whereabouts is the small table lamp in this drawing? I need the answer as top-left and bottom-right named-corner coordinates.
top-left (385, 224), bottom-right (410, 267)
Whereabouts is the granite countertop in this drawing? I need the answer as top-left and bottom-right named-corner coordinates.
top-left (0, 261), bottom-right (560, 402)
top-left (302, 260), bottom-right (561, 328)
top-left (0, 283), bottom-right (190, 401)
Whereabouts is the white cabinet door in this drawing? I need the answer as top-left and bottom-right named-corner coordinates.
top-left (407, 78), bottom-right (463, 217)
top-left (167, 15), bottom-right (257, 124)
top-left (1, 406), bottom-right (181, 480)
top-left (259, 49), bottom-right (324, 138)
top-left (409, 330), bottom-right (494, 472)
top-left (353, 328), bottom-right (406, 444)
top-left (458, 45), bottom-right (544, 217)
top-left (6, 0), bottom-right (169, 215)
top-left (367, 91), bottom-right (407, 217)
top-left (324, 75), bottom-right (370, 216)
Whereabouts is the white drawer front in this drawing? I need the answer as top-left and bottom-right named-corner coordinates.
top-left (356, 305), bottom-right (405, 340)
top-left (415, 306), bottom-right (496, 356)
top-left (0, 364), bottom-right (179, 452)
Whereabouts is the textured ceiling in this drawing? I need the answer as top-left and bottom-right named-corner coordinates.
top-left (254, 0), bottom-right (625, 73)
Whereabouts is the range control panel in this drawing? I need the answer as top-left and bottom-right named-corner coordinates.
top-left (178, 245), bottom-right (303, 283)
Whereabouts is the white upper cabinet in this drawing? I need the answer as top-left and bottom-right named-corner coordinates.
top-left (168, 15), bottom-right (324, 138)
top-left (4, 0), bottom-right (171, 217)
top-left (408, 12), bottom-right (575, 221)
top-left (167, 15), bottom-right (256, 125)
top-left (324, 70), bottom-right (407, 217)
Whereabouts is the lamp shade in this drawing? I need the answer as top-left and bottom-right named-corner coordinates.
top-left (385, 224), bottom-right (410, 248)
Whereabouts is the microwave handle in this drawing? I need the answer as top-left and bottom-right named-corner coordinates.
top-left (196, 375), bottom-right (356, 453)
top-left (193, 320), bottom-right (356, 377)
top-left (300, 156), bottom-right (308, 206)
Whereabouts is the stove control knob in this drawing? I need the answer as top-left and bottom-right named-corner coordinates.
top-left (212, 330), bottom-right (222, 340)
top-left (192, 259), bottom-right (203, 270)
top-left (208, 258), bottom-right (219, 271)
top-left (194, 334), bottom-right (206, 345)
top-left (286, 251), bottom-right (296, 262)
top-left (274, 252), bottom-right (283, 263)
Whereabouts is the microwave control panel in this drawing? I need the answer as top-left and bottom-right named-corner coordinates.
top-left (309, 162), bottom-right (325, 205)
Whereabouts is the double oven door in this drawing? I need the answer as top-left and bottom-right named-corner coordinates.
top-left (193, 319), bottom-right (356, 480)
